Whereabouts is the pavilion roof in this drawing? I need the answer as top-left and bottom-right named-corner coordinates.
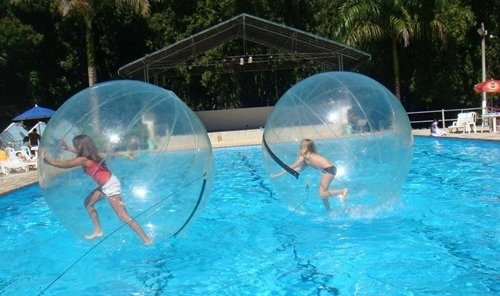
top-left (118, 13), bottom-right (370, 80)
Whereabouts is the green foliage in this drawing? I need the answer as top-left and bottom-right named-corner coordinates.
top-left (1, 0), bottom-right (499, 128)
top-left (0, 16), bottom-right (43, 107)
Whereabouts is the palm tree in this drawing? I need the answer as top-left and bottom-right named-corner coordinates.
top-left (11, 0), bottom-right (152, 86)
top-left (335, 0), bottom-right (446, 100)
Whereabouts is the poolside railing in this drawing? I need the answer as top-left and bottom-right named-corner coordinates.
top-left (407, 107), bottom-right (482, 130)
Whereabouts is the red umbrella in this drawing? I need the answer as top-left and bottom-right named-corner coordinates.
top-left (474, 79), bottom-right (500, 93)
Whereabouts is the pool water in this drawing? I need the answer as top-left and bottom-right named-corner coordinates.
top-left (0, 137), bottom-right (498, 295)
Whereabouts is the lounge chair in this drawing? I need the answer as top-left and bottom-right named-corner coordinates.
top-left (448, 112), bottom-right (476, 133)
top-left (5, 147), bottom-right (16, 159)
top-left (21, 146), bottom-right (36, 161)
top-left (0, 159), bottom-right (30, 175)
top-left (19, 146), bottom-right (37, 169)
top-left (2, 147), bottom-right (36, 172)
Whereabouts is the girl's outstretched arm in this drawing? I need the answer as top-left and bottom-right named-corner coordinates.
top-left (271, 156), bottom-right (305, 178)
top-left (41, 149), bottom-right (87, 168)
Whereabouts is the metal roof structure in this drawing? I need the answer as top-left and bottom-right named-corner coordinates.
top-left (118, 13), bottom-right (370, 81)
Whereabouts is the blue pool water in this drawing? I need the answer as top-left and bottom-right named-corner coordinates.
top-left (0, 137), bottom-right (498, 295)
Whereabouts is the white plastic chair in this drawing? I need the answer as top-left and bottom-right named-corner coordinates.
top-left (448, 112), bottom-right (476, 133)
top-left (465, 112), bottom-right (477, 133)
top-left (2, 147), bottom-right (36, 172)
top-left (448, 113), bottom-right (468, 133)
top-left (0, 158), bottom-right (30, 174)
top-left (20, 146), bottom-right (36, 161)
top-left (5, 147), bottom-right (16, 159)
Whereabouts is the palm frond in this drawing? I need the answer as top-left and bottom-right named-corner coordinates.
top-left (58, 0), bottom-right (92, 18)
top-left (117, 0), bottom-right (151, 17)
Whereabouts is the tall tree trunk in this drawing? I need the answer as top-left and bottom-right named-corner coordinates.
top-left (85, 18), bottom-right (97, 86)
top-left (85, 18), bottom-right (99, 131)
top-left (392, 38), bottom-right (401, 100)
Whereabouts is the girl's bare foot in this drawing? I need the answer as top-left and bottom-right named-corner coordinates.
top-left (85, 231), bottom-right (103, 240)
top-left (340, 188), bottom-right (348, 202)
top-left (143, 237), bottom-right (153, 245)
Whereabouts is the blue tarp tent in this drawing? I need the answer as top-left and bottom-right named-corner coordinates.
top-left (0, 123), bottom-right (29, 150)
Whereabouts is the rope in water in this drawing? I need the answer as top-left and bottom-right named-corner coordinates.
top-left (38, 173), bottom-right (207, 295)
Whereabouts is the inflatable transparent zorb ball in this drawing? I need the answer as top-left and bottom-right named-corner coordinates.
top-left (262, 72), bottom-right (413, 215)
top-left (39, 80), bottom-right (213, 245)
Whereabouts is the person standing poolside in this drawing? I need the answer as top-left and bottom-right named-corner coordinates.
top-left (28, 128), bottom-right (41, 155)
top-left (272, 138), bottom-right (348, 211)
top-left (28, 128), bottom-right (41, 146)
top-left (41, 134), bottom-right (152, 245)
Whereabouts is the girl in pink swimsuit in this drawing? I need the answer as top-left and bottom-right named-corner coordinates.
top-left (272, 138), bottom-right (348, 211)
top-left (42, 135), bottom-right (152, 245)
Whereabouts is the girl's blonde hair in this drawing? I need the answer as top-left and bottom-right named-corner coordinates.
top-left (299, 138), bottom-right (317, 155)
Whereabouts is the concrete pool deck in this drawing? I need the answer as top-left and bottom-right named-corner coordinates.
top-left (1, 128), bottom-right (498, 196)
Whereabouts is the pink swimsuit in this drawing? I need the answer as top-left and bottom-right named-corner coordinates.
top-left (84, 160), bottom-right (111, 186)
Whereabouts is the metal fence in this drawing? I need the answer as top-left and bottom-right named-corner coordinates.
top-left (407, 107), bottom-right (483, 130)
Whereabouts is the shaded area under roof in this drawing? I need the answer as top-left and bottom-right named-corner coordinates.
top-left (118, 13), bottom-right (370, 81)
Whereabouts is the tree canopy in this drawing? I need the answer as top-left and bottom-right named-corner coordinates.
top-left (1, 0), bottom-right (499, 129)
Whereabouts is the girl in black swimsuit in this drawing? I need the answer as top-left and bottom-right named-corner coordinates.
top-left (272, 139), bottom-right (348, 211)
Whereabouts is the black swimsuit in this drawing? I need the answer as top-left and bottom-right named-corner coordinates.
top-left (322, 166), bottom-right (337, 176)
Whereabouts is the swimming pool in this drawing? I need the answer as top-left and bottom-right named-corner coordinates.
top-left (0, 137), bottom-right (498, 295)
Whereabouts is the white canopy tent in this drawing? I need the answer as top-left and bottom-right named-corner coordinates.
top-left (1, 122), bottom-right (29, 150)
top-left (29, 121), bottom-right (47, 137)
top-left (1, 121), bottom-right (47, 150)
